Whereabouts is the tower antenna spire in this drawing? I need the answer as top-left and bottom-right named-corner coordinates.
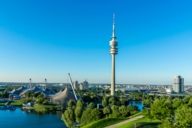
top-left (112, 13), bottom-right (116, 38)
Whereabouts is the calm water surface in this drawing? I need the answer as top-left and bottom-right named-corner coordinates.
top-left (0, 108), bottom-right (66, 128)
top-left (129, 101), bottom-right (144, 111)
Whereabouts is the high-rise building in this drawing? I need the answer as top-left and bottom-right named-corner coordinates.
top-left (109, 14), bottom-right (118, 96)
top-left (172, 75), bottom-right (184, 93)
top-left (79, 80), bottom-right (89, 90)
top-left (44, 78), bottom-right (47, 89)
top-left (29, 78), bottom-right (32, 88)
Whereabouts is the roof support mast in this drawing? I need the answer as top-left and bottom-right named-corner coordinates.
top-left (68, 73), bottom-right (78, 101)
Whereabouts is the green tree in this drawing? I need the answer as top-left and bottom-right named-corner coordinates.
top-left (88, 102), bottom-right (95, 109)
top-left (160, 119), bottom-right (174, 128)
top-left (67, 100), bottom-right (76, 109)
top-left (110, 105), bottom-right (120, 118)
top-left (108, 96), bottom-right (120, 106)
top-left (175, 105), bottom-right (192, 128)
top-left (109, 97), bottom-right (116, 106)
top-left (63, 107), bottom-right (75, 128)
top-left (103, 106), bottom-right (111, 117)
top-left (143, 98), bottom-right (151, 108)
top-left (183, 96), bottom-right (191, 104)
top-left (187, 98), bottom-right (192, 107)
top-left (119, 105), bottom-right (129, 117)
top-left (35, 97), bottom-right (45, 104)
top-left (81, 108), bottom-right (101, 125)
top-left (127, 105), bottom-right (137, 115)
top-left (62, 100), bottom-right (76, 128)
top-left (172, 98), bottom-right (182, 109)
top-left (150, 98), bottom-right (171, 120)
top-left (75, 100), bottom-right (84, 123)
top-left (102, 97), bottom-right (108, 107)
top-left (163, 98), bottom-right (173, 119)
top-left (143, 108), bottom-right (152, 119)
top-left (119, 97), bottom-right (127, 106)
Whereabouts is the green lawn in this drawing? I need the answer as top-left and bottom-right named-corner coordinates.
top-left (118, 117), bottom-right (161, 128)
top-left (0, 99), bottom-right (25, 106)
top-left (81, 112), bottom-right (143, 128)
top-left (1, 99), bottom-right (58, 113)
top-left (33, 104), bottom-right (58, 113)
top-left (10, 100), bottom-right (25, 106)
top-left (0, 102), bottom-right (5, 106)
top-left (81, 118), bottom-right (124, 128)
top-left (42, 104), bottom-right (58, 111)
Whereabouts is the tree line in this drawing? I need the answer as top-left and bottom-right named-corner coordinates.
top-left (62, 96), bottom-right (139, 128)
top-left (143, 95), bottom-right (192, 128)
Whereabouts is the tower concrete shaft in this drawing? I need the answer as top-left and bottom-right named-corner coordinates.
top-left (111, 54), bottom-right (116, 96)
top-left (109, 14), bottom-right (118, 96)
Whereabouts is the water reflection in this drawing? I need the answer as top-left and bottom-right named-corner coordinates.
top-left (0, 108), bottom-right (66, 128)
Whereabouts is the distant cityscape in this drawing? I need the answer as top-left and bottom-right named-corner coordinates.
top-left (1, 74), bottom-right (192, 98)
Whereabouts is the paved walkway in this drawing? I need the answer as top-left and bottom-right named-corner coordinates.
top-left (105, 115), bottom-right (144, 128)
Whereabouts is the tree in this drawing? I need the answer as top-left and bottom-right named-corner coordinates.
top-left (160, 119), bottom-right (174, 128)
top-left (143, 108), bottom-right (152, 119)
top-left (110, 105), bottom-right (120, 118)
top-left (102, 97), bottom-right (108, 107)
top-left (67, 100), bottom-right (76, 109)
top-left (150, 98), bottom-right (171, 120)
top-left (62, 100), bottom-right (76, 128)
top-left (119, 105), bottom-right (129, 117)
top-left (172, 98), bottom-right (182, 109)
top-left (127, 105), bottom-right (137, 115)
top-left (175, 105), bottom-right (192, 128)
top-left (143, 98), bottom-right (151, 108)
top-left (81, 108), bottom-right (101, 125)
top-left (188, 98), bottom-right (192, 107)
top-left (119, 97), bottom-right (127, 106)
top-left (183, 96), bottom-right (191, 104)
top-left (63, 107), bottom-right (75, 128)
top-left (90, 108), bottom-right (102, 120)
top-left (109, 97), bottom-right (116, 106)
top-left (103, 106), bottom-right (111, 117)
top-left (88, 102), bottom-right (95, 109)
top-left (75, 100), bottom-right (84, 123)
top-left (108, 96), bottom-right (120, 106)
top-left (35, 96), bottom-right (45, 104)
top-left (163, 98), bottom-right (173, 119)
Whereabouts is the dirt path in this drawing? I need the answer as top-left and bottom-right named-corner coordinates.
top-left (105, 115), bottom-right (144, 128)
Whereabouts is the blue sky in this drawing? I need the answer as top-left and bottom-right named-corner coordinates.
top-left (0, 0), bottom-right (192, 84)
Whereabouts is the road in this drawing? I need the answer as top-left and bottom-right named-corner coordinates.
top-left (105, 115), bottom-right (144, 128)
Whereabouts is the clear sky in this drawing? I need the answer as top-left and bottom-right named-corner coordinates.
top-left (0, 0), bottom-right (192, 84)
